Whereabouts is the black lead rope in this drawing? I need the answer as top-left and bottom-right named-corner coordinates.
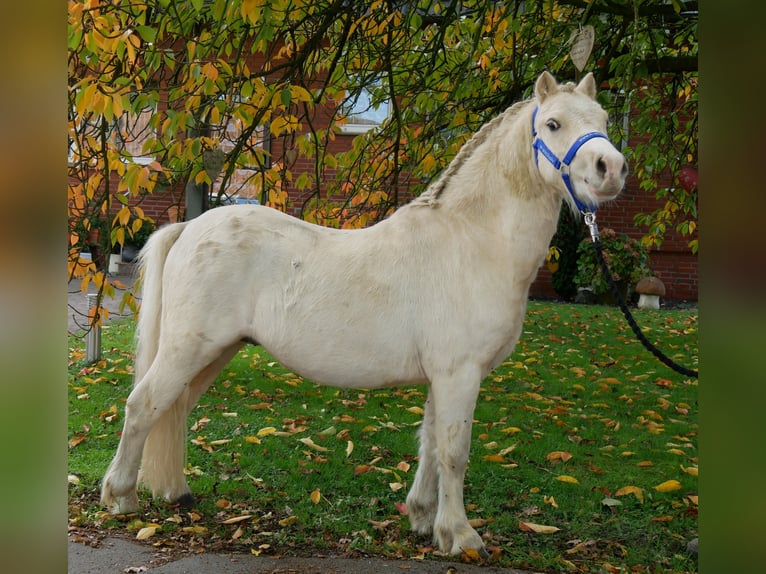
top-left (583, 212), bottom-right (699, 379)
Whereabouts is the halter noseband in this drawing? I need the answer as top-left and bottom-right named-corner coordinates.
top-left (531, 106), bottom-right (609, 214)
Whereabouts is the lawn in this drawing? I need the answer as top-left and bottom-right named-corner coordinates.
top-left (68, 301), bottom-right (698, 573)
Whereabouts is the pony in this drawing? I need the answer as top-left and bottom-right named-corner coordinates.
top-left (102, 71), bottom-right (627, 556)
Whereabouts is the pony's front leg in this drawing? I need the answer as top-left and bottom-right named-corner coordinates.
top-left (431, 367), bottom-right (485, 555)
top-left (406, 390), bottom-right (438, 534)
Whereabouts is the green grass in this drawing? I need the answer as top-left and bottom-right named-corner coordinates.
top-left (68, 301), bottom-right (698, 572)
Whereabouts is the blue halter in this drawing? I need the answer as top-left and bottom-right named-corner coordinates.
top-left (531, 106), bottom-right (609, 214)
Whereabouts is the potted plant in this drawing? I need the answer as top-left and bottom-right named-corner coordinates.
top-left (574, 228), bottom-right (650, 306)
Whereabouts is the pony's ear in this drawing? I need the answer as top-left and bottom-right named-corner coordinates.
top-left (535, 71), bottom-right (559, 104)
top-left (576, 72), bottom-right (597, 99)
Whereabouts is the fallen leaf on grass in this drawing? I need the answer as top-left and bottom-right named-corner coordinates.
top-left (556, 475), bottom-right (579, 484)
top-left (654, 479), bottom-right (682, 492)
top-left (482, 454), bottom-right (507, 463)
top-left (519, 521), bottom-right (560, 534)
top-left (546, 451), bottom-right (573, 463)
top-left (310, 488), bottom-right (321, 504)
top-left (614, 485), bottom-right (644, 504)
top-left (221, 515), bottom-right (252, 524)
top-left (681, 464), bottom-right (698, 476)
top-left (298, 437), bottom-right (329, 451)
top-left (135, 525), bottom-right (159, 540)
top-left (279, 515), bottom-right (297, 526)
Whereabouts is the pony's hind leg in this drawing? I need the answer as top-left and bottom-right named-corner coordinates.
top-left (101, 342), bottom-right (239, 514)
top-left (138, 343), bottom-right (242, 506)
top-left (406, 390), bottom-right (438, 535)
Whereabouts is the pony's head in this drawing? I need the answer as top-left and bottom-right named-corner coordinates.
top-left (531, 71), bottom-right (627, 213)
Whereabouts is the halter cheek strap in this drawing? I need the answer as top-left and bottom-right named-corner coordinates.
top-left (531, 107), bottom-right (609, 214)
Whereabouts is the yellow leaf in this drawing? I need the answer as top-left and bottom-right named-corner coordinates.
top-left (501, 426), bottom-right (522, 435)
top-left (519, 521), bottom-right (560, 534)
top-left (181, 525), bottom-right (208, 535)
top-left (257, 426), bottom-right (276, 437)
top-left (406, 406), bottom-right (424, 416)
top-left (544, 495), bottom-right (559, 508)
top-left (389, 482), bottom-right (405, 492)
top-left (221, 515), bottom-right (252, 524)
top-left (482, 454), bottom-right (507, 463)
top-left (681, 465), bottom-right (698, 476)
top-left (614, 485), bottom-right (644, 504)
top-left (135, 525), bottom-right (159, 540)
top-left (546, 451), bottom-right (573, 463)
top-left (299, 437), bottom-right (329, 452)
top-left (244, 436), bottom-right (261, 444)
top-left (310, 489), bottom-right (321, 504)
top-left (346, 440), bottom-right (354, 457)
top-left (654, 479), bottom-right (682, 492)
top-left (556, 475), bottom-right (579, 484)
top-left (279, 515), bottom-right (297, 526)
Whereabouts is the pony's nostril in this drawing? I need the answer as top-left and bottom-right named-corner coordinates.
top-left (596, 157), bottom-right (607, 176)
top-left (621, 160), bottom-right (628, 176)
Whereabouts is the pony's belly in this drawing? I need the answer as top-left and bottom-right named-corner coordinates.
top-left (266, 342), bottom-right (427, 389)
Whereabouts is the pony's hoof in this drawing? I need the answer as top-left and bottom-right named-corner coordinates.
top-left (174, 492), bottom-right (196, 508)
top-left (104, 493), bottom-right (140, 515)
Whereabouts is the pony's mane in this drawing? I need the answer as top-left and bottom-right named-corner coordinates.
top-left (412, 98), bottom-right (532, 207)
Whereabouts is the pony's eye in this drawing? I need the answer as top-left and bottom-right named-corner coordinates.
top-left (546, 119), bottom-right (561, 131)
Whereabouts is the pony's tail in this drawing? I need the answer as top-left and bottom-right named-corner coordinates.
top-left (132, 222), bottom-right (191, 500)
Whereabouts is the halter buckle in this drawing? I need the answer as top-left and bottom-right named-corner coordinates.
top-left (583, 211), bottom-right (599, 242)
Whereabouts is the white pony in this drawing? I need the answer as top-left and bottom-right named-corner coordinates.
top-left (102, 72), bottom-right (627, 555)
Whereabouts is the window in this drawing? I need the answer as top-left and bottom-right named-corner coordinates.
top-left (339, 80), bottom-right (390, 134)
top-left (208, 99), bottom-right (269, 201)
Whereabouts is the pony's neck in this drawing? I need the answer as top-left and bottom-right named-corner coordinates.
top-left (417, 100), bottom-right (558, 218)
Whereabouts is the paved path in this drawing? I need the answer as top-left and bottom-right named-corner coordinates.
top-left (68, 534), bottom-right (535, 573)
top-left (68, 263), bottom-right (139, 335)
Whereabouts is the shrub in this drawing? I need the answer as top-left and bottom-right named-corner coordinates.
top-left (548, 206), bottom-right (585, 301)
top-left (574, 228), bottom-right (650, 301)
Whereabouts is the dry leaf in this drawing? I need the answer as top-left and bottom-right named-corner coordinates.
top-left (556, 475), bottom-right (579, 484)
top-left (519, 521), bottom-right (560, 534)
top-left (654, 479), bottom-right (682, 492)
top-left (681, 465), bottom-right (698, 476)
top-left (221, 515), bottom-right (252, 524)
top-left (135, 526), bottom-right (158, 540)
top-left (346, 440), bottom-right (354, 457)
top-left (546, 451), bottom-right (573, 463)
top-left (614, 485), bottom-right (644, 504)
top-left (298, 437), bottom-right (329, 451)
top-left (482, 454), bottom-right (507, 463)
top-left (279, 515), bottom-right (297, 526)
top-left (257, 426), bottom-right (277, 437)
top-left (310, 489), bottom-right (321, 504)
